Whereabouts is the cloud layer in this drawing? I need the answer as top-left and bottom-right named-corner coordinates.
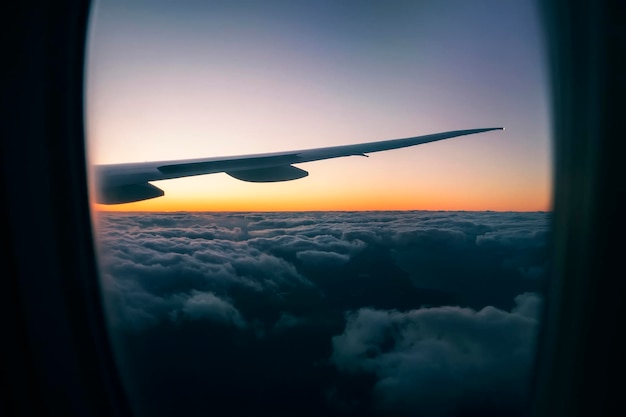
top-left (332, 293), bottom-right (541, 416)
top-left (93, 211), bottom-right (549, 416)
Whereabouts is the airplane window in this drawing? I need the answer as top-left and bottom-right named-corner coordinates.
top-left (85, 1), bottom-right (551, 416)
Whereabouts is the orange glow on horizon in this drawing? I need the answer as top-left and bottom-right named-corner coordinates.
top-left (90, 161), bottom-right (551, 213)
top-left (92, 185), bottom-right (550, 213)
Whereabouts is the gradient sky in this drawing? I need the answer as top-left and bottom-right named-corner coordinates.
top-left (86, 0), bottom-right (550, 212)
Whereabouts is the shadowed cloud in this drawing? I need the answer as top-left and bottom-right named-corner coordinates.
top-left (331, 293), bottom-right (541, 416)
top-left (94, 211), bottom-right (548, 416)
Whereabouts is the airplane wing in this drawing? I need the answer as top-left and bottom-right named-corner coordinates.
top-left (94, 127), bottom-right (503, 204)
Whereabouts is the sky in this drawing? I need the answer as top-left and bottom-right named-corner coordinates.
top-left (85, 0), bottom-right (551, 212)
top-left (95, 210), bottom-right (548, 417)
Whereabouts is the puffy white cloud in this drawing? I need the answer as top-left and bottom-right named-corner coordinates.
top-left (178, 291), bottom-right (246, 328)
top-left (93, 211), bottom-right (548, 416)
top-left (331, 293), bottom-right (542, 416)
top-left (95, 211), bottom-right (549, 333)
top-left (512, 292), bottom-right (542, 318)
top-left (296, 250), bottom-right (351, 267)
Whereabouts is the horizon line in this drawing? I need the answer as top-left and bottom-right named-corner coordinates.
top-left (93, 208), bottom-right (551, 214)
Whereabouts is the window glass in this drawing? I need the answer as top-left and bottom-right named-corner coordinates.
top-left (86, 1), bottom-right (551, 416)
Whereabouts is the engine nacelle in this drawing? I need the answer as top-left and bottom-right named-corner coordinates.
top-left (226, 165), bottom-right (308, 182)
top-left (96, 183), bottom-right (164, 204)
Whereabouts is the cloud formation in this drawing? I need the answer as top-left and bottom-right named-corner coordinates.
top-left (93, 211), bottom-right (549, 416)
top-left (331, 293), bottom-right (541, 416)
top-left (178, 290), bottom-right (246, 328)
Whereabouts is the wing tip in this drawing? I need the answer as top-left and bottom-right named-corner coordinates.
top-left (482, 127), bottom-right (505, 133)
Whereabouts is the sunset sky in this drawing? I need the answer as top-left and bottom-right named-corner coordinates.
top-left (85, 0), bottom-right (550, 212)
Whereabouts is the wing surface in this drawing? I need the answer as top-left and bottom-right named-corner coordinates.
top-left (94, 127), bottom-right (503, 204)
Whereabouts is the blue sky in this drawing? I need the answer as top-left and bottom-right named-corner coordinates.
top-left (86, 0), bottom-right (551, 211)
